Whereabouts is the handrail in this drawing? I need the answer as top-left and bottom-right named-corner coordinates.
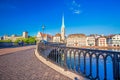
top-left (37, 42), bottom-right (120, 80)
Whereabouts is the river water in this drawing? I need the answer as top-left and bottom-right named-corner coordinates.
top-left (66, 53), bottom-right (114, 80)
top-left (49, 48), bottom-right (120, 80)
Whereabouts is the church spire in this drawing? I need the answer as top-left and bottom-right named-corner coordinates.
top-left (62, 14), bottom-right (65, 27)
top-left (61, 14), bottom-right (65, 41)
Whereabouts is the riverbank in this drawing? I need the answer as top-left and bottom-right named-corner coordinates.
top-left (79, 46), bottom-right (120, 50)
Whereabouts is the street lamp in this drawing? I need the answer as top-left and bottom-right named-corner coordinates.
top-left (42, 25), bottom-right (45, 34)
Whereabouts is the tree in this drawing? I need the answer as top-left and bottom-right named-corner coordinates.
top-left (0, 39), bottom-right (11, 42)
top-left (28, 37), bottom-right (36, 44)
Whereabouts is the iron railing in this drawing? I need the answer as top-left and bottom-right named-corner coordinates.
top-left (38, 43), bottom-right (120, 80)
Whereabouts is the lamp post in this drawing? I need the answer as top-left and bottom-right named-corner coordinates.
top-left (42, 25), bottom-right (45, 34)
top-left (42, 25), bottom-right (45, 41)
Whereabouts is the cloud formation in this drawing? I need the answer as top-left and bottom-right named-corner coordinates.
top-left (66, 0), bottom-right (81, 14)
top-left (74, 10), bottom-right (80, 14)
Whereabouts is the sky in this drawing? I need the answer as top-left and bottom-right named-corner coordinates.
top-left (0, 0), bottom-right (120, 36)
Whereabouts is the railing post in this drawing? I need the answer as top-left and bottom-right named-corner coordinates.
top-left (113, 53), bottom-right (119, 80)
top-left (74, 51), bottom-right (76, 72)
top-left (78, 52), bottom-right (81, 73)
top-left (70, 51), bottom-right (72, 70)
top-left (83, 52), bottom-right (86, 74)
top-left (64, 49), bottom-right (67, 71)
top-left (96, 56), bottom-right (99, 79)
top-left (89, 54), bottom-right (92, 77)
top-left (104, 57), bottom-right (107, 80)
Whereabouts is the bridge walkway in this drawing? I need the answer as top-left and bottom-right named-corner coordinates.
top-left (0, 46), bottom-right (71, 80)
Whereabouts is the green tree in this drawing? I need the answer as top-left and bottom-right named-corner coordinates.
top-left (23, 38), bottom-right (29, 44)
top-left (28, 37), bottom-right (36, 44)
top-left (0, 39), bottom-right (11, 42)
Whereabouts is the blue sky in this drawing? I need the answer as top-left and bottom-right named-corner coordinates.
top-left (0, 0), bottom-right (120, 36)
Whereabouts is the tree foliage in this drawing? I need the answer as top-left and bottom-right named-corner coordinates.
top-left (0, 40), bottom-right (11, 42)
top-left (14, 37), bottom-right (36, 44)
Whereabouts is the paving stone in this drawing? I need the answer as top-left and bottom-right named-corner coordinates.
top-left (0, 47), bottom-right (71, 80)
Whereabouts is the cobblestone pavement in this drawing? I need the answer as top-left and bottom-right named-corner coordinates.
top-left (0, 48), bottom-right (71, 80)
top-left (0, 45), bottom-right (36, 56)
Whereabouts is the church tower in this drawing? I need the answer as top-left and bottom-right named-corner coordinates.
top-left (61, 14), bottom-right (65, 41)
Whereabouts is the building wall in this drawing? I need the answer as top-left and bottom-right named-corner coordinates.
top-left (23, 32), bottom-right (28, 38)
top-left (67, 37), bottom-right (86, 47)
top-left (86, 36), bottom-right (95, 46)
top-left (36, 32), bottom-right (52, 42)
top-left (107, 38), bottom-right (112, 46)
top-left (112, 35), bottom-right (120, 47)
top-left (53, 37), bottom-right (61, 43)
top-left (3, 32), bottom-right (28, 42)
top-left (97, 37), bottom-right (107, 47)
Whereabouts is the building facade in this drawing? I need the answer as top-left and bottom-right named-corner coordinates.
top-left (23, 32), bottom-right (28, 38)
top-left (67, 34), bottom-right (86, 47)
top-left (86, 36), bottom-right (95, 46)
top-left (106, 35), bottom-right (114, 47)
top-left (53, 33), bottom-right (61, 43)
top-left (3, 32), bottom-right (28, 42)
top-left (96, 37), bottom-right (107, 47)
top-left (36, 32), bottom-right (53, 42)
top-left (112, 34), bottom-right (120, 47)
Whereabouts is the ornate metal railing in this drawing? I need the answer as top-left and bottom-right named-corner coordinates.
top-left (37, 42), bottom-right (120, 80)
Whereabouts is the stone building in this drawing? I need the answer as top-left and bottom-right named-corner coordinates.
top-left (36, 32), bottom-right (53, 42)
top-left (53, 33), bottom-right (61, 43)
top-left (67, 34), bottom-right (86, 47)
top-left (96, 36), bottom-right (107, 47)
top-left (23, 32), bottom-right (28, 38)
top-left (86, 36), bottom-right (95, 46)
top-left (106, 35), bottom-right (114, 47)
top-left (3, 32), bottom-right (28, 42)
top-left (111, 34), bottom-right (120, 47)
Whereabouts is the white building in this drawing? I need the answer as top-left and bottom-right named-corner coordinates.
top-left (96, 37), bottom-right (107, 47)
top-left (112, 34), bottom-right (120, 47)
top-left (67, 34), bottom-right (86, 47)
top-left (106, 35), bottom-right (114, 47)
top-left (53, 33), bottom-right (61, 43)
top-left (23, 32), bottom-right (28, 38)
top-left (3, 32), bottom-right (28, 42)
top-left (86, 36), bottom-right (95, 46)
top-left (36, 32), bottom-right (52, 42)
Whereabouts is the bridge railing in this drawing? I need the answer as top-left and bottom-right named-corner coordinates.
top-left (37, 42), bottom-right (120, 80)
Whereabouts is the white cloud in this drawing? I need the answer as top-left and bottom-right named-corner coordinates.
top-left (71, 0), bottom-right (81, 14)
top-left (72, 0), bottom-right (80, 8)
top-left (74, 10), bottom-right (80, 14)
top-left (65, 0), bottom-right (82, 14)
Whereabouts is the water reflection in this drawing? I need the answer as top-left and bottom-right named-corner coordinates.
top-left (48, 48), bottom-right (118, 80)
top-left (66, 53), bottom-right (114, 80)
top-left (87, 48), bottom-right (120, 52)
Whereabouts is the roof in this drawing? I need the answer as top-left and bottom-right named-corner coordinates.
top-left (54, 33), bottom-right (61, 37)
top-left (97, 36), bottom-right (106, 40)
top-left (37, 32), bottom-right (53, 39)
top-left (106, 35), bottom-right (115, 38)
top-left (68, 34), bottom-right (86, 38)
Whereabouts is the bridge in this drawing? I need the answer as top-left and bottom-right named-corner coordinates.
top-left (0, 43), bottom-right (119, 80)
top-left (0, 45), bottom-right (71, 80)
top-left (37, 42), bottom-right (120, 80)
